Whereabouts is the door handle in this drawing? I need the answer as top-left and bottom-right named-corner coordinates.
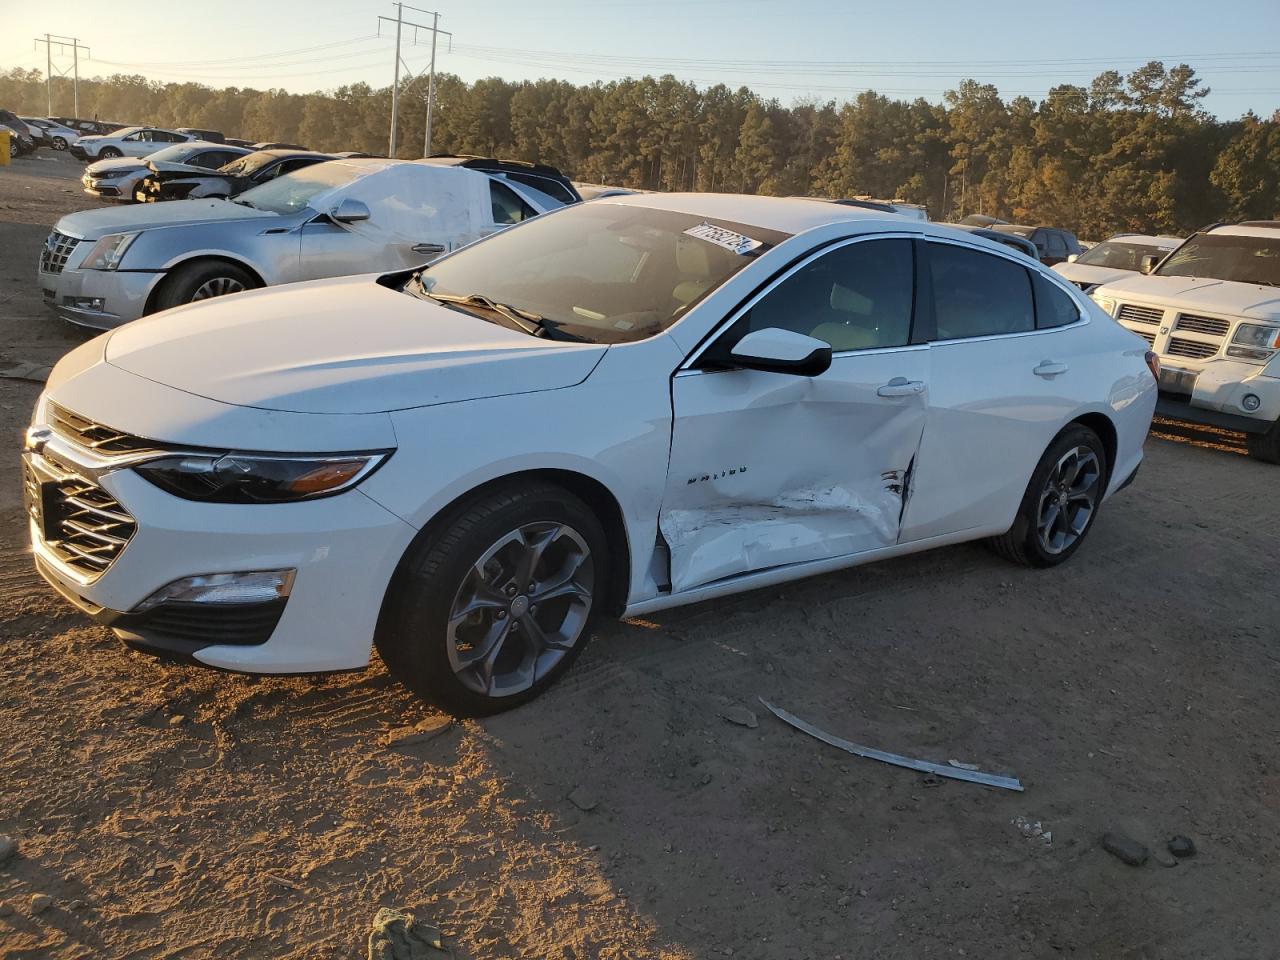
top-left (877, 377), bottom-right (927, 398)
top-left (411, 242), bottom-right (446, 255)
top-left (1033, 360), bottom-right (1069, 378)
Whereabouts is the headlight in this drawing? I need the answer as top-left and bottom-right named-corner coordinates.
top-left (81, 232), bottom-right (139, 270)
top-left (91, 168), bottom-right (126, 179)
top-left (1090, 294), bottom-right (1116, 317)
top-left (134, 451), bottom-right (392, 503)
top-left (1230, 323), bottom-right (1280, 349)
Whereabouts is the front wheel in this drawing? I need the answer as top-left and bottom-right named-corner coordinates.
top-left (150, 259), bottom-right (257, 313)
top-left (376, 483), bottom-right (609, 716)
top-left (989, 424), bottom-right (1108, 568)
top-left (52, 136), bottom-right (67, 151)
top-left (1246, 419), bottom-right (1280, 464)
top-left (98, 146), bottom-right (122, 159)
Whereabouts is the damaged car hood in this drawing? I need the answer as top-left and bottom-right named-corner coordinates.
top-left (54, 198), bottom-right (279, 240)
top-left (1097, 274), bottom-right (1280, 321)
top-left (104, 275), bottom-right (608, 415)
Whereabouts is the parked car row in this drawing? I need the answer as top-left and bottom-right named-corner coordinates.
top-left (24, 189), bottom-right (1158, 716)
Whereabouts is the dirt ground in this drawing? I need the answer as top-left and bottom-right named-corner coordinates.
top-left (1, 154), bottom-right (1278, 960)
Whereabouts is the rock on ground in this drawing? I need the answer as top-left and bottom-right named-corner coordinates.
top-left (1101, 832), bottom-right (1149, 867)
top-left (368, 907), bottom-right (448, 959)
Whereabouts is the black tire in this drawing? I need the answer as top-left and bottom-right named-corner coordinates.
top-left (52, 136), bottom-right (67, 151)
top-left (98, 146), bottom-right (122, 159)
top-left (376, 482), bottom-right (611, 716)
top-left (988, 423), bottom-right (1108, 568)
top-left (1246, 420), bottom-right (1280, 464)
top-left (6, 139), bottom-right (15, 160)
top-left (151, 259), bottom-right (257, 313)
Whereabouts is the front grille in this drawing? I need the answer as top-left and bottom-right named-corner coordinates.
top-left (48, 402), bottom-right (155, 455)
top-left (1165, 337), bottom-right (1219, 360)
top-left (1135, 329), bottom-right (1157, 345)
top-left (1117, 303), bottom-right (1164, 326)
top-left (25, 459), bottom-right (137, 577)
top-left (40, 231), bottom-right (80, 275)
top-left (1175, 313), bottom-right (1230, 337)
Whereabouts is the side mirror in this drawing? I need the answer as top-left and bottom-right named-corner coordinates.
top-left (1066, 254), bottom-right (1079, 263)
top-left (331, 198), bottom-right (371, 223)
top-left (1139, 254), bottom-right (1159, 275)
top-left (729, 327), bottom-right (832, 377)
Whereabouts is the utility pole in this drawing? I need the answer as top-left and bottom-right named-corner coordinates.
top-left (34, 35), bottom-right (90, 117)
top-left (377, 4), bottom-right (451, 158)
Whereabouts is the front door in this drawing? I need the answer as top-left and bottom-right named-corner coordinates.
top-left (659, 236), bottom-right (930, 592)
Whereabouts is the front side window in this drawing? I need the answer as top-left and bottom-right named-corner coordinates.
top-left (928, 242), bottom-right (1034, 339)
top-left (735, 238), bottom-right (915, 351)
top-left (1046, 232), bottom-right (1067, 258)
top-left (1155, 233), bottom-right (1280, 287)
top-left (405, 204), bottom-right (789, 344)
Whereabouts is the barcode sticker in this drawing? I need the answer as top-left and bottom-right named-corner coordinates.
top-left (683, 222), bottom-right (763, 256)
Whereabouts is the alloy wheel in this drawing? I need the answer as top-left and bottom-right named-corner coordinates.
top-left (191, 276), bottom-right (246, 301)
top-left (1035, 445), bottom-right (1101, 555)
top-left (446, 521), bottom-right (595, 698)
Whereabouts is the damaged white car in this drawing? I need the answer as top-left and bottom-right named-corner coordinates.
top-left (25, 195), bottom-right (1156, 715)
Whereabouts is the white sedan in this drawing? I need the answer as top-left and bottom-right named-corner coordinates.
top-left (24, 195), bottom-right (1157, 714)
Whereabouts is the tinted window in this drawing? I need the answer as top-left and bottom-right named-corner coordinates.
top-left (490, 181), bottom-right (536, 225)
top-left (191, 150), bottom-right (231, 168)
top-left (928, 243), bottom-right (1034, 339)
top-left (1034, 273), bottom-right (1080, 329)
top-left (739, 239), bottom-right (915, 351)
top-left (1046, 232), bottom-right (1067, 257)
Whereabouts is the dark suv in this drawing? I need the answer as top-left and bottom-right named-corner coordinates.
top-left (991, 224), bottom-right (1082, 266)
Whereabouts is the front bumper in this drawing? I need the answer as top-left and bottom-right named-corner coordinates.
top-left (1155, 358), bottom-right (1280, 433)
top-left (69, 144), bottom-right (89, 160)
top-left (82, 171), bottom-right (144, 202)
top-left (27, 443), bottom-right (416, 674)
top-left (38, 266), bottom-right (164, 330)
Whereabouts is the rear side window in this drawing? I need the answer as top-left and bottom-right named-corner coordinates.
top-left (928, 242), bottom-right (1034, 339)
top-left (1033, 273), bottom-right (1080, 329)
top-left (490, 181), bottom-right (536, 225)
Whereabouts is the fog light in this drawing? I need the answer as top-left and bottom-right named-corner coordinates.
top-left (1242, 394), bottom-right (1261, 412)
top-left (68, 297), bottom-right (104, 311)
top-left (133, 569), bottom-right (295, 613)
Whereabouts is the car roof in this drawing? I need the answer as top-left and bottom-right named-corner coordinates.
top-left (602, 192), bottom-right (926, 234)
top-left (251, 149), bottom-right (337, 160)
top-left (1207, 223), bottom-right (1280, 238)
top-left (1102, 233), bottom-right (1182, 246)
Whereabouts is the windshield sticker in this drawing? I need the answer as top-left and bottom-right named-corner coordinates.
top-left (684, 222), bottom-right (764, 256)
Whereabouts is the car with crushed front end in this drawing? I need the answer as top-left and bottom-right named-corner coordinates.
top-left (37, 157), bottom-right (577, 330)
top-left (136, 148), bottom-right (338, 202)
top-left (24, 196), bottom-right (1157, 715)
top-left (81, 142), bottom-right (252, 203)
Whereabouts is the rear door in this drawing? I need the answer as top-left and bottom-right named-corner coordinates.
top-left (659, 235), bottom-right (930, 592)
top-left (900, 239), bottom-right (1087, 542)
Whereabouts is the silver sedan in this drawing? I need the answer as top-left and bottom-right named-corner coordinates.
top-left (82, 142), bottom-right (250, 202)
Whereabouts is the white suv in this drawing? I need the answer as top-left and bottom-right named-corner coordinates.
top-left (1092, 222), bottom-right (1280, 462)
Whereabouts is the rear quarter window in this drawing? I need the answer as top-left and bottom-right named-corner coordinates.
top-left (1033, 273), bottom-right (1080, 329)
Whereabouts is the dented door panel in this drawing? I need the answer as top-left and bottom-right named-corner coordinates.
top-left (660, 348), bottom-right (929, 592)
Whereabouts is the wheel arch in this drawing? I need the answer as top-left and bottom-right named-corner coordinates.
top-left (1069, 410), bottom-right (1117, 485)
top-left (144, 254), bottom-right (267, 315)
top-left (378, 467), bottom-right (634, 625)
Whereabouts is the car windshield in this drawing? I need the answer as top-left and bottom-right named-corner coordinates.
top-left (1155, 233), bottom-right (1280, 287)
top-left (1078, 240), bottom-right (1174, 271)
top-left (406, 203), bottom-right (789, 344)
top-left (231, 160), bottom-right (354, 214)
top-left (111, 126), bottom-right (143, 139)
top-left (147, 144), bottom-right (202, 164)
top-left (218, 151), bottom-right (288, 177)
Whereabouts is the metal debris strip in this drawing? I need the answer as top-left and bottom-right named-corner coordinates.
top-left (758, 698), bottom-right (1024, 792)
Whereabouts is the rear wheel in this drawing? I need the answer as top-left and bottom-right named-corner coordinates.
top-left (151, 260), bottom-right (257, 313)
top-left (989, 424), bottom-right (1108, 568)
top-left (98, 146), bottom-right (122, 159)
top-left (376, 483), bottom-right (609, 716)
top-left (1245, 419), bottom-right (1280, 464)
top-left (52, 136), bottom-right (67, 151)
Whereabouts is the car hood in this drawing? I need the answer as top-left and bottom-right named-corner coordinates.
top-left (103, 275), bottom-right (609, 415)
top-left (1095, 274), bottom-right (1280, 322)
top-left (85, 156), bottom-right (146, 176)
top-left (1052, 263), bottom-right (1133, 287)
top-left (55, 198), bottom-right (280, 239)
top-left (146, 158), bottom-right (218, 175)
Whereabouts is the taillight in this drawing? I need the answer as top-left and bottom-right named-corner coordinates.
top-left (1144, 350), bottom-right (1160, 380)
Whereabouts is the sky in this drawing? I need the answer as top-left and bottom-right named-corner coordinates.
top-left (2, 0), bottom-right (1279, 119)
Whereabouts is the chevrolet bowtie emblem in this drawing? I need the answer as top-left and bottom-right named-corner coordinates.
top-left (24, 426), bottom-right (52, 454)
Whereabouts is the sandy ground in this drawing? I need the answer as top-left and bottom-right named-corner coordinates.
top-left (1, 154), bottom-right (1278, 959)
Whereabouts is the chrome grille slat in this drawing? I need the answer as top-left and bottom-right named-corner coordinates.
top-left (39, 231), bottom-right (80, 276)
top-left (24, 457), bottom-right (138, 578)
top-left (48, 402), bottom-right (155, 455)
top-left (1166, 337), bottom-right (1219, 360)
top-left (1117, 303), bottom-right (1164, 325)
top-left (1175, 313), bottom-right (1230, 337)
top-left (60, 496), bottom-right (132, 525)
top-left (1135, 329), bottom-right (1157, 345)
top-left (60, 518), bottom-right (130, 546)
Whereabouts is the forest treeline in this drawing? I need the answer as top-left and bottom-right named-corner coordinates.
top-left (3, 61), bottom-right (1279, 237)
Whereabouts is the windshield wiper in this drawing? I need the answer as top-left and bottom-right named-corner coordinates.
top-left (231, 197), bottom-right (255, 208)
top-left (419, 287), bottom-right (547, 337)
